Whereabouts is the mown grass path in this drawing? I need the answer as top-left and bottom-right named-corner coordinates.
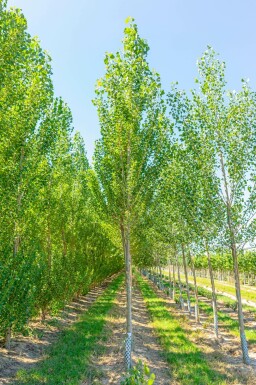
top-left (147, 273), bottom-right (256, 382)
top-left (191, 296), bottom-right (256, 344)
top-left (84, 280), bottom-right (172, 385)
top-left (13, 274), bottom-right (124, 385)
top-left (137, 274), bottom-right (229, 385)
top-left (161, 274), bottom-right (256, 344)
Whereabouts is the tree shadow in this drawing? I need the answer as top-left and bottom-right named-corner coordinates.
top-left (0, 276), bottom-right (121, 385)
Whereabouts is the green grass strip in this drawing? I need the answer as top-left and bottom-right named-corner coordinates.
top-left (191, 296), bottom-right (256, 345)
top-left (14, 274), bottom-right (124, 385)
top-left (162, 276), bottom-right (256, 344)
top-left (137, 274), bottom-right (228, 385)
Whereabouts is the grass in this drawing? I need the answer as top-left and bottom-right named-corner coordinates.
top-left (191, 295), bottom-right (256, 345)
top-left (137, 274), bottom-right (229, 385)
top-left (161, 276), bottom-right (256, 344)
top-left (13, 274), bottom-right (124, 385)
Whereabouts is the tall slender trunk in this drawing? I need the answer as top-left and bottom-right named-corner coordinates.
top-left (176, 252), bottom-right (184, 310)
top-left (168, 259), bottom-right (172, 298)
top-left (172, 263), bottom-right (176, 300)
top-left (156, 263), bottom-right (160, 285)
top-left (159, 260), bottom-right (163, 289)
top-left (121, 223), bottom-right (132, 370)
top-left (190, 253), bottom-right (200, 323)
top-left (230, 240), bottom-right (250, 363)
top-left (219, 151), bottom-right (250, 364)
top-left (182, 244), bottom-right (191, 314)
top-left (205, 240), bottom-right (219, 338)
top-left (153, 266), bottom-right (157, 284)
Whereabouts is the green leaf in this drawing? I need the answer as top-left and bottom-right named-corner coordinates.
top-left (125, 16), bottom-right (133, 24)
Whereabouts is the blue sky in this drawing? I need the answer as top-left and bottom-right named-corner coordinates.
top-left (7, 0), bottom-right (256, 161)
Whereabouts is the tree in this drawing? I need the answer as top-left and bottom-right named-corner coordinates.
top-left (93, 18), bottom-right (169, 369)
top-left (167, 86), bottom-right (225, 336)
top-left (187, 47), bottom-right (256, 364)
top-left (0, 2), bottom-right (123, 347)
top-left (0, 2), bottom-right (52, 347)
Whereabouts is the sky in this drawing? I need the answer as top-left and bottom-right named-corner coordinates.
top-left (7, 0), bottom-right (256, 162)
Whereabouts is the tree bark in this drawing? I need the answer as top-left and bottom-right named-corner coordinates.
top-left (121, 223), bottom-right (132, 370)
top-left (190, 254), bottom-right (200, 323)
top-left (159, 260), bottom-right (163, 290)
top-left (219, 151), bottom-right (250, 364)
top-left (205, 240), bottom-right (219, 338)
top-left (176, 252), bottom-right (184, 310)
top-left (168, 259), bottom-right (172, 298)
top-left (230, 240), bottom-right (250, 363)
top-left (182, 244), bottom-right (191, 314)
top-left (172, 263), bottom-right (176, 300)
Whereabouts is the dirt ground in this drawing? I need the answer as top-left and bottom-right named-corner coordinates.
top-left (1, 274), bottom-right (256, 385)
top-left (149, 280), bottom-right (256, 385)
top-left (0, 278), bottom-right (113, 385)
top-left (82, 277), bottom-right (256, 385)
top-left (85, 283), bottom-right (171, 385)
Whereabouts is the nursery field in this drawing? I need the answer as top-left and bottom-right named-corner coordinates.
top-left (1, 273), bottom-right (256, 385)
top-left (1, 1), bottom-right (256, 384)
top-left (163, 269), bottom-right (256, 306)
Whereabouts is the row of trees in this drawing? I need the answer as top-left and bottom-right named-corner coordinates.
top-left (1, 2), bottom-right (255, 369)
top-left (92, 19), bottom-right (256, 367)
top-left (91, 18), bottom-right (169, 368)
top-left (192, 251), bottom-right (256, 282)
top-left (0, 2), bottom-right (123, 348)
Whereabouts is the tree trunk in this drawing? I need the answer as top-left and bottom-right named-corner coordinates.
top-left (205, 240), bottom-right (219, 338)
top-left (41, 308), bottom-right (47, 321)
top-left (168, 259), bottom-right (172, 298)
top-left (190, 254), bottom-right (200, 323)
top-left (159, 261), bottom-right (163, 290)
top-left (172, 263), bottom-right (176, 300)
top-left (176, 252), bottom-right (184, 310)
top-left (220, 151), bottom-right (250, 364)
top-left (182, 244), bottom-right (191, 314)
top-left (230, 241), bottom-right (250, 363)
top-left (121, 224), bottom-right (132, 370)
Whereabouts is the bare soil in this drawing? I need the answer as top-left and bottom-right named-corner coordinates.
top-left (150, 281), bottom-right (256, 385)
top-left (0, 278), bottom-right (114, 385)
top-left (197, 294), bottom-right (256, 367)
top-left (2, 274), bottom-right (255, 385)
top-left (84, 283), bottom-right (171, 385)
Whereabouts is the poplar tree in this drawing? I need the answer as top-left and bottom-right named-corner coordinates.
top-left (189, 47), bottom-right (256, 364)
top-left (167, 89), bottom-right (225, 335)
top-left (93, 18), bottom-right (168, 368)
top-left (0, 2), bottom-right (52, 347)
top-left (0, 2), bottom-right (123, 346)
